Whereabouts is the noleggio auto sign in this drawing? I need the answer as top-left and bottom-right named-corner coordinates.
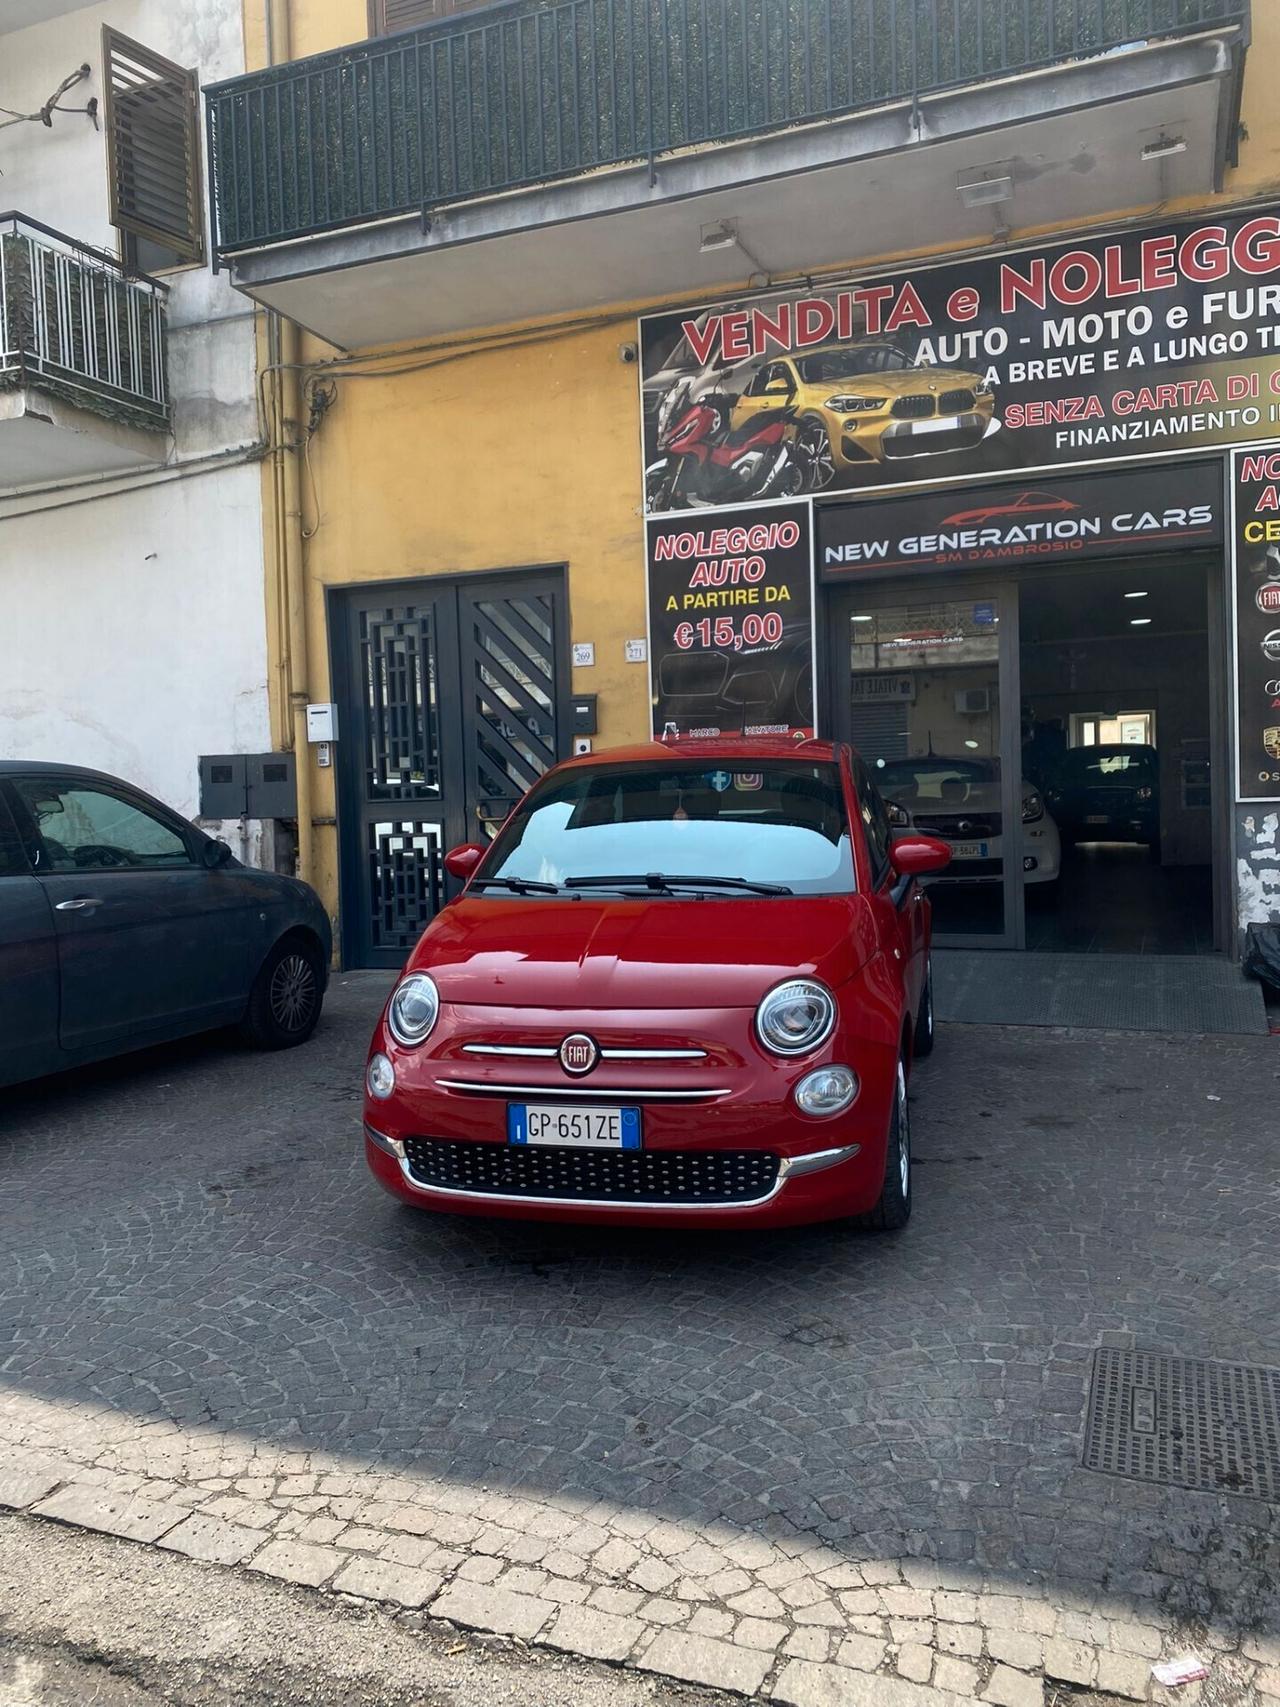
top-left (818, 464), bottom-right (1223, 578)
top-left (639, 209), bottom-right (1280, 510)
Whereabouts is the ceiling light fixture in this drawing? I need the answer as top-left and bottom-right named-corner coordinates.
top-left (699, 219), bottom-right (738, 252)
top-left (1141, 133), bottom-right (1187, 162)
top-left (1130, 617), bottom-right (1153, 626)
top-left (1124, 590), bottom-right (1149, 599)
top-left (851, 614), bottom-right (874, 623)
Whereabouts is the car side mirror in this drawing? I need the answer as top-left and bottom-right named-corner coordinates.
top-left (764, 379), bottom-right (792, 395)
top-left (202, 838), bottom-right (233, 870)
top-left (444, 842), bottom-right (486, 880)
top-left (889, 835), bottom-right (952, 878)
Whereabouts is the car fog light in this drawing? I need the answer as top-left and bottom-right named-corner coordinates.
top-left (1023, 856), bottom-right (1037, 872)
top-left (367, 1052), bottom-right (396, 1100)
top-left (794, 1065), bottom-right (859, 1117)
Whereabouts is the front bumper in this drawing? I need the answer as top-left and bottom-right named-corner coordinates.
top-left (366, 1121), bottom-right (868, 1228)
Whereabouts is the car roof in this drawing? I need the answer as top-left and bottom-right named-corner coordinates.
top-left (558, 738), bottom-right (841, 770)
top-left (0, 760), bottom-right (136, 782)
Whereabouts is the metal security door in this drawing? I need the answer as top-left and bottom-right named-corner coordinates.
top-left (333, 572), bottom-right (567, 969)
top-left (458, 573), bottom-right (567, 842)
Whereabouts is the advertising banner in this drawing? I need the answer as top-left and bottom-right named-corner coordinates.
top-left (819, 463), bottom-right (1223, 579)
top-left (1232, 448), bottom-right (1280, 802)
top-left (646, 500), bottom-right (814, 739)
top-left (640, 208), bottom-right (1280, 512)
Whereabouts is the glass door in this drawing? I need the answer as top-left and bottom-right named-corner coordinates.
top-left (830, 580), bottom-right (1022, 948)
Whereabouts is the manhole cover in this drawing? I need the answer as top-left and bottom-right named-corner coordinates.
top-left (1082, 1348), bottom-right (1280, 1499)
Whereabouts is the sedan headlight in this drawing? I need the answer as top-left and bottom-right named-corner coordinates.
top-left (974, 376), bottom-right (994, 397)
top-left (387, 973), bottom-right (440, 1047)
top-left (795, 1065), bottom-right (859, 1117)
top-left (1022, 789), bottom-right (1044, 824)
top-left (826, 394), bottom-right (885, 412)
top-left (756, 979), bottom-right (836, 1057)
top-left (1135, 785), bottom-right (1154, 802)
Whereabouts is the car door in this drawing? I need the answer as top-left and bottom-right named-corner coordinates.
top-left (8, 773), bottom-right (258, 1052)
top-left (732, 360), bottom-right (796, 430)
top-left (0, 787), bottom-right (60, 1088)
top-left (853, 756), bottom-right (927, 1009)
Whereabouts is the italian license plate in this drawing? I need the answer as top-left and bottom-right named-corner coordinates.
top-left (1085, 814), bottom-right (1109, 825)
top-left (950, 841), bottom-right (989, 860)
top-left (508, 1103), bottom-right (642, 1149)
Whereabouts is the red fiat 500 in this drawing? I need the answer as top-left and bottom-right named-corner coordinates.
top-left (363, 739), bottom-right (950, 1231)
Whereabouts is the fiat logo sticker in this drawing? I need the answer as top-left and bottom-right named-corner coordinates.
top-left (559, 1033), bottom-right (599, 1075)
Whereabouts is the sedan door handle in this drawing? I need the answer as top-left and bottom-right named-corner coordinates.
top-left (55, 897), bottom-right (101, 911)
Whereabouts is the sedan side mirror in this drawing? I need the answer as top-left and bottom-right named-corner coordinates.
top-left (444, 842), bottom-right (486, 880)
top-left (202, 838), bottom-right (233, 870)
top-left (890, 835), bottom-right (952, 878)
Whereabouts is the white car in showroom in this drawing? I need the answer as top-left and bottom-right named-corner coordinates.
top-left (873, 755), bottom-right (1061, 891)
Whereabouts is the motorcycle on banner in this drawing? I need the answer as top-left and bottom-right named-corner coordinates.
top-left (645, 380), bottom-right (811, 511)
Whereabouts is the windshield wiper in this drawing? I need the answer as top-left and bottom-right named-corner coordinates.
top-left (470, 875), bottom-right (562, 895)
top-left (565, 872), bottom-right (792, 897)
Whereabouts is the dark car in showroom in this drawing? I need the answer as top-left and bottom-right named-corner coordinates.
top-left (0, 762), bottom-right (331, 1089)
top-left (363, 738), bottom-right (951, 1232)
top-left (1043, 744), bottom-right (1162, 859)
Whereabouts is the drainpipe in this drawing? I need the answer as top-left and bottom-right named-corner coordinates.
top-left (265, 0), bottom-right (313, 887)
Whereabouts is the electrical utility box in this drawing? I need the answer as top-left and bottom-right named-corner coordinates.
top-left (199, 753), bottom-right (297, 819)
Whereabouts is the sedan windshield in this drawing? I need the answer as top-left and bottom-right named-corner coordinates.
top-left (875, 756), bottom-right (998, 803)
top-left (479, 761), bottom-right (855, 896)
top-left (1055, 746), bottom-right (1156, 781)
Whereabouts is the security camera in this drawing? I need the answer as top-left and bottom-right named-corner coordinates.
top-left (618, 343), bottom-right (638, 365)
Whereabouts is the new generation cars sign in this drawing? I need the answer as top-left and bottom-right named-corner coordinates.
top-left (639, 208), bottom-right (1280, 511)
top-left (818, 464), bottom-right (1224, 578)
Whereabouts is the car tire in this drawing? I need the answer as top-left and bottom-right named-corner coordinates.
top-left (797, 416), bottom-right (836, 490)
top-left (912, 962), bottom-right (935, 1059)
top-left (856, 1055), bottom-right (912, 1232)
top-left (240, 933), bottom-right (325, 1050)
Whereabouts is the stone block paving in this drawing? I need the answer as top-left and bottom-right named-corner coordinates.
top-left (1, 974), bottom-right (1278, 1706)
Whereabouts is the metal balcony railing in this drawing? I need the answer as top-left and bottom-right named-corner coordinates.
top-left (0, 214), bottom-right (169, 434)
top-left (205, 0), bottom-right (1249, 259)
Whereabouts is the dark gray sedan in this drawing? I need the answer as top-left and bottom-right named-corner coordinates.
top-left (0, 761), bottom-right (331, 1090)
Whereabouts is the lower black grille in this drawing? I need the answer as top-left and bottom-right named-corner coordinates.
top-left (892, 394), bottom-right (935, 419)
top-left (402, 1138), bottom-right (781, 1204)
top-left (939, 388), bottom-right (975, 413)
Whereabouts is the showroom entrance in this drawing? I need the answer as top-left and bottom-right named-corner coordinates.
top-left (820, 467), bottom-right (1231, 955)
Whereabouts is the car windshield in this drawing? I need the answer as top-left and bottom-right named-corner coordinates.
top-left (1057, 747), bottom-right (1156, 780)
top-left (795, 346), bottom-right (911, 382)
top-left (874, 756), bottom-right (999, 803)
top-left (479, 760), bottom-right (855, 896)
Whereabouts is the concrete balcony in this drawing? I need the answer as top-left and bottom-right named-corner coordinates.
top-left (206, 0), bottom-right (1250, 351)
top-left (0, 214), bottom-right (170, 491)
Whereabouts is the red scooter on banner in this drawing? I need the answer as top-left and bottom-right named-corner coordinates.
top-left (645, 388), bottom-right (810, 511)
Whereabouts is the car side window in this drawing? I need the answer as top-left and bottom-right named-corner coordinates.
top-left (854, 762), bottom-right (894, 887)
top-left (13, 780), bottom-right (193, 873)
top-left (0, 792), bottom-right (30, 877)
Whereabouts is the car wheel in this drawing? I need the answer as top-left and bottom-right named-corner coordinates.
top-left (856, 1055), bottom-right (912, 1232)
top-left (912, 962), bottom-right (935, 1059)
top-left (240, 933), bottom-right (325, 1050)
top-left (797, 416), bottom-right (836, 490)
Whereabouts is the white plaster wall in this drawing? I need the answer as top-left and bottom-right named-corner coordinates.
top-left (0, 0), bottom-right (273, 839)
top-left (0, 461), bottom-right (269, 819)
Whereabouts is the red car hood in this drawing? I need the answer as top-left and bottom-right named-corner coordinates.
top-left (407, 894), bottom-right (876, 1009)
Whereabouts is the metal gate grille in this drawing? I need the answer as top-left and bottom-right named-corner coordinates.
top-left (1082, 1348), bottom-right (1280, 1500)
top-left (360, 606), bottom-right (440, 801)
top-left (463, 592), bottom-right (559, 837)
top-left (367, 820), bottom-right (443, 955)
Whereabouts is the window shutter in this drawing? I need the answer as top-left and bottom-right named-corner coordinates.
top-left (103, 27), bottom-right (204, 265)
top-left (369, 0), bottom-right (493, 32)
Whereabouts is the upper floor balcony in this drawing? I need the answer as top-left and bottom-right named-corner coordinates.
top-left (1, 214), bottom-right (170, 490)
top-left (206, 0), bottom-right (1250, 350)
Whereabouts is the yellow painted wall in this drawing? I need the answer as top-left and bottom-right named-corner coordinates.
top-left (247, 0), bottom-right (1280, 935)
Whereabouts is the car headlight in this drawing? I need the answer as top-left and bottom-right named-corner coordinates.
top-left (1135, 785), bottom-right (1154, 801)
top-left (794, 1065), bottom-right (859, 1117)
top-left (366, 1052), bottom-right (396, 1099)
top-left (387, 973), bottom-right (440, 1047)
top-left (886, 801), bottom-right (909, 828)
top-left (756, 979), bottom-right (836, 1057)
top-left (1022, 789), bottom-right (1044, 824)
top-left (974, 377), bottom-right (994, 397)
top-left (825, 394), bottom-right (885, 412)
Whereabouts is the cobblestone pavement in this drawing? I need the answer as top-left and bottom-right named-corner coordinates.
top-left (2, 973), bottom-right (1278, 1707)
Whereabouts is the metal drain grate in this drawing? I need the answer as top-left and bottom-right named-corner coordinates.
top-left (1082, 1348), bottom-right (1280, 1499)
